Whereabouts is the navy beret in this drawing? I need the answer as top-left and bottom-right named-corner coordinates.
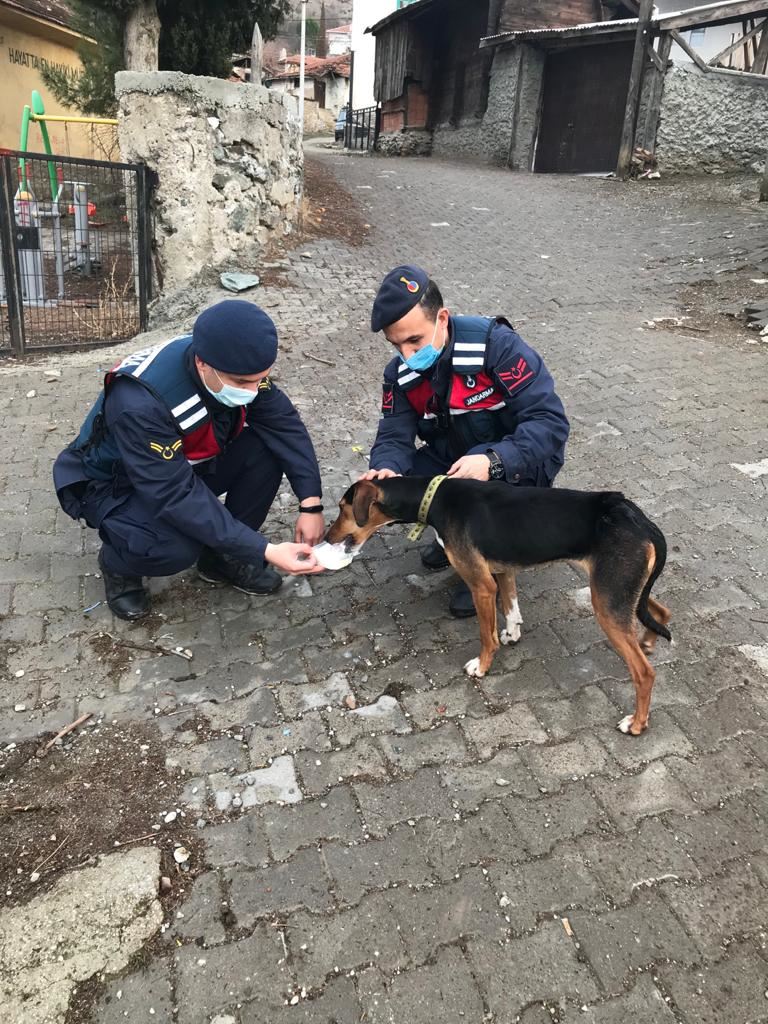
top-left (371, 264), bottom-right (430, 332)
top-left (192, 300), bottom-right (278, 374)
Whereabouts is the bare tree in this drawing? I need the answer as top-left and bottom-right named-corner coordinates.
top-left (124, 0), bottom-right (161, 71)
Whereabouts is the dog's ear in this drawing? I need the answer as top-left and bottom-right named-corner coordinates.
top-left (351, 480), bottom-right (380, 527)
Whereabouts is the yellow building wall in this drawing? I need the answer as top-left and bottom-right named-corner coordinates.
top-left (0, 7), bottom-right (114, 159)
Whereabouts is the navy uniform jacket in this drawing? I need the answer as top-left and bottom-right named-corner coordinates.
top-left (370, 316), bottom-right (569, 485)
top-left (53, 343), bottom-right (322, 563)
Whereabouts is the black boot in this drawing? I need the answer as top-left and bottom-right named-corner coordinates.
top-left (98, 550), bottom-right (150, 621)
top-left (420, 539), bottom-right (450, 571)
top-left (197, 547), bottom-right (282, 595)
top-left (449, 580), bottom-right (477, 618)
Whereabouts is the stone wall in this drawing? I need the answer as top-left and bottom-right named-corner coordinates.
top-left (430, 44), bottom-right (544, 169)
top-left (115, 71), bottom-right (302, 295)
top-left (656, 61), bottom-right (768, 174)
top-left (376, 130), bottom-right (433, 157)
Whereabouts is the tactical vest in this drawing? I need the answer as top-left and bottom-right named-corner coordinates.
top-left (70, 335), bottom-right (246, 481)
top-left (397, 317), bottom-right (518, 452)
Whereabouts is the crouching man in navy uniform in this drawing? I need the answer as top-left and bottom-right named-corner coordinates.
top-left (53, 300), bottom-right (325, 621)
top-left (362, 265), bottom-right (570, 617)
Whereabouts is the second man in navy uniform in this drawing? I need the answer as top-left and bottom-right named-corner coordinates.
top-left (53, 300), bottom-right (325, 621)
top-left (362, 264), bottom-right (570, 617)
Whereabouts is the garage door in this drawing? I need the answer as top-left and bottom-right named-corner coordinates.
top-left (535, 43), bottom-right (634, 173)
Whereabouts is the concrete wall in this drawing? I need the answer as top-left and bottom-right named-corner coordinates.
top-left (430, 43), bottom-right (543, 168)
top-left (115, 71), bottom-right (302, 295)
top-left (656, 61), bottom-right (768, 173)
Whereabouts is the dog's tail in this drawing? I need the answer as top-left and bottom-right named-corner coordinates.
top-left (634, 513), bottom-right (671, 642)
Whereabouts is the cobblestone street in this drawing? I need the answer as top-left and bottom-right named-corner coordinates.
top-left (2, 152), bottom-right (768, 1023)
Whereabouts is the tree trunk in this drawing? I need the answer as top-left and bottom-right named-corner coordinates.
top-left (124, 0), bottom-right (161, 72)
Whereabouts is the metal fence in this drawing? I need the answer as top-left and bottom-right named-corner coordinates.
top-left (344, 105), bottom-right (380, 152)
top-left (0, 149), bottom-right (153, 356)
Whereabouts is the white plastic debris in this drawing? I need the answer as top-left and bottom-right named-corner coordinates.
top-left (14, 669), bottom-right (24, 678)
top-left (14, 704), bottom-right (26, 713)
top-left (26, 390), bottom-right (36, 398)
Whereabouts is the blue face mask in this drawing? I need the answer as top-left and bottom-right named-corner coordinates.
top-left (403, 314), bottom-right (445, 373)
top-left (204, 367), bottom-right (259, 408)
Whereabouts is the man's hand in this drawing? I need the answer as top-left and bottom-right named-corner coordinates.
top-left (265, 542), bottom-right (325, 575)
top-left (359, 468), bottom-right (400, 481)
top-left (447, 454), bottom-right (491, 480)
top-left (295, 512), bottom-right (325, 546)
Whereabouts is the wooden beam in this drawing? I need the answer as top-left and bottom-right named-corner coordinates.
top-left (707, 17), bottom-right (765, 63)
top-left (648, 40), bottom-right (665, 71)
top-left (617, 0), bottom-right (655, 179)
top-left (669, 29), bottom-right (711, 72)
top-left (661, 0), bottom-right (768, 32)
top-left (641, 32), bottom-right (673, 150)
top-left (753, 19), bottom-right (768, 70)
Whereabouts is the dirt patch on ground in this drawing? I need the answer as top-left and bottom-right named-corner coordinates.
top-left (0, 719), bottom-right (201, 911)
top-left (302, 156), bottom-right (370, 248)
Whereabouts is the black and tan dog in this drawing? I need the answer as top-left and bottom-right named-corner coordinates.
top-left (325, 476), bottom-right (671, 736)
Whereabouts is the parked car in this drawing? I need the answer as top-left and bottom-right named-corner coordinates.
top-left (334, 106), bottom-right (369, 143)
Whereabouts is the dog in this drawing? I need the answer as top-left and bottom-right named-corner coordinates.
top-left (325, 476), bottom-right (671, 736)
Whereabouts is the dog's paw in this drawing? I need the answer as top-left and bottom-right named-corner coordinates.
top-left (617, 713), bottom-right (647, 736)
top-left (464, 657), bottom-right (485, 678)
top-left (500, 625), bottom-right (521, 645)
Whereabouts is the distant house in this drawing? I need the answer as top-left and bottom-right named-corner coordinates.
top-left (0, 0), bottom-right (100, 156)
top-left (263, 52), bottom-right (351, 130)
top-left (327, 22), bottom-right (352, 54)
top-left (369, 0), bottom-right (768, 174)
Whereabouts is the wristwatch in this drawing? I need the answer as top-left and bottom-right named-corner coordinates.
top-left (486, 449), bottom-right (506, 481)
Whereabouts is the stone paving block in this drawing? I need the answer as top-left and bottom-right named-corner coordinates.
top-left (204, 813), bottom-right (270, 869)
top-left (166, 738), bottom-right (248, 775)
top-left (278, 672), bottom-right (353, 717)
top-left (665, 741), bottom-right (764, 809)
top-left (226, 847), bottom-right (333, 928)
top-left (579, 818), bottom-right (695, 904)
top-left (173, 870), bottom-right (227, 946)
top-left (418, 800), bottom-right (527, 881)
top-left (386, 947), bottom-right (485, 1024)
top-left (93, 959), bottom-right (174, 1023)
top-left (249, 713), bottom-right (331, 767)
top-left (467, 921), bottom-right (599, 1021)
top-left (196, 689), bottom-right (280, 731)
top-left (659, 943), bottom-right (768, 1024)
top-left (569, 893), bottom-right (698, 993)
top-left (480, 653), bottom-right (564, 705)
top-left (504, 783), bottom-right (607, 855)
top-left (664, 647), bottom-right (757, 701)
top-left (377, 721), bottom-right (468, 770)
top-left (355, 967), bottom-right (395, 1024)
top-left (661, 863), bottom-right (767, 959)
top-left (400, 679), bottom-right (487, 727)
top-left (578, 974), bottom-right (676, 1023)
top-left (523, 734), bottom-right (612, 790)
top-left (240, 977), bottom-right (361, 1023)
top-left (210, 756), bottom-right (303, 811)
top-left (461, 705), bottom-right (547, 758)
top-left (174, 925), bottom-right (290, 1024)
top-left (489, 847), bottom-right (606, 934)
top-left (594, 710), bottom-right (694, 770)
top-left (438, 748), bottom-right (539, 809)
top-left (590, 761), bottom-right (694, 831)
top-left (668, 686), bottom-right (765, 751)
top-left (532, 685), bottom-right (621, 740)
top-left (543, 647), bottom-right (628, 695)
top-left (388, 867), bottom-right (507, 963)
top-left (295, 739), bottom-right (388, 796)
top-left (326, 695), bottom-right (411, 747)
top-left (288, 892), bottom-right (408, 988)
top-left (354, 768), bottom-right (456, 836)
top-left (264, 786), bottom-right (362, 861)
top-left (664, 795), bottom-right (768, 876)
top-left (323, 823), bottom-right (434, 905)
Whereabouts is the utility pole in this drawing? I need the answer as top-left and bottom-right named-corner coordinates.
top-left (299, 0), bottom-right (308, 137)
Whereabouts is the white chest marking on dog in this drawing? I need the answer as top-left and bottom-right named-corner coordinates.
top-left (500, 598), bottom-right (523, 645)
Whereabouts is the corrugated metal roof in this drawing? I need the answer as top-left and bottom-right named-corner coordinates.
top-left (366, 0), bottom-right (436, 36)
top-left (481, 0), bottom-right (768, 45)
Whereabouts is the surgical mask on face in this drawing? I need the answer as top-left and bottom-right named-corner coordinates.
top-left (204, 367), bottom-right (259, 407)
top-left (403, 313), bottom-right (446, 372)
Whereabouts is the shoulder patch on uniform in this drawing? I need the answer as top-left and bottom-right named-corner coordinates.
top-left (498, 357), bottom-right (535, 395)
top-left (258, 376), bottom-right (272, 391)
top-left (149, 439), bottom-right (183, 460)
top-left (381, 383), bottom-right (394, 417)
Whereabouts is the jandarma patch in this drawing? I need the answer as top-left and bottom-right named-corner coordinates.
top-left (149, 439), bottom-right (182, 460)
top-left (400, 276), bottom-right (420, 294)
top-left (258, 376), bottom-right (272, 391)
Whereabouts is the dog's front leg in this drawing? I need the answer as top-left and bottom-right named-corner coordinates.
top-left (463, 578), bottom-right (499, 678)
